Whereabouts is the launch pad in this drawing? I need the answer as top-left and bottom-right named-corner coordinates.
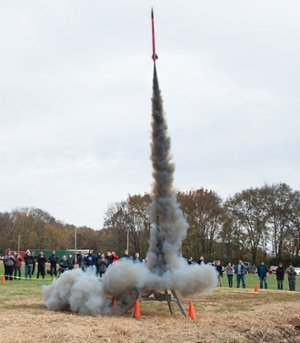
top-left (122, 287), bottom-right (187, 318)
top-left (122, 216), bottom-right (187, 318)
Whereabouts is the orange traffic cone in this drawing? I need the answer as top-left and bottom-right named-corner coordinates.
top-left (112, 297), bottom-right (118, 315)
top-left (292, 314), bottom-right (300, 327)
top-left (1, 275), bottom-right (6, 285)
top-left (188, 301), bottom-right (196, 320)
top-left (133, 300), bottom-right (141, 319)
top-left (254, 283), bottom-right (259, 293)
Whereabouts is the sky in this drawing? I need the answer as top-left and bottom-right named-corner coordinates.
top-left (1, 1), bottom-right (299, 229)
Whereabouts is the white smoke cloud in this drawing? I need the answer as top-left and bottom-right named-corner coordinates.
top-left (42, 259), bottom-right (218, 315)
top-left (42, 268), bottom-right (112, 315)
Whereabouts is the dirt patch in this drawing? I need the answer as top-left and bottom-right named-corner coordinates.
top-left (0, 288), bottom-right (300, 342)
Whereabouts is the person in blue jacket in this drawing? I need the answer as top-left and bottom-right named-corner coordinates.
top-left (257, 261), bottom-right (268, 289)
top-left (86, 250), bottom-right (95, 270)
top-left (235, 259), bottom-right (246, 288)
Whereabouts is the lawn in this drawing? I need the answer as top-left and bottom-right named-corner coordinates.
top-left (1, 264), bottom-right (300, 342)
top-left (222, 272), bottom-right (290, 290)
top-left (0, 265), bottom-right (296, 292)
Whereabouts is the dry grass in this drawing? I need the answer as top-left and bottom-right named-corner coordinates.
top-left (0, 284), bottom-right (300, 343)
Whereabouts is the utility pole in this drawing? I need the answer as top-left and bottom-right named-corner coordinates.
top-left (74, 227), bottom-right (77, 263)
top-left (126, 228), bottom-right (129, 251)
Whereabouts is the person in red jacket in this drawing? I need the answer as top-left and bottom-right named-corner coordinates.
top-left (111, 251), bottom-right (119, 263)
top-left (13, 251), bottom-right (23, 280)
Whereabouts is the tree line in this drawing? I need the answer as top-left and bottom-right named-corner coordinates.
top-left (1, 183), bottom-right (299, 266)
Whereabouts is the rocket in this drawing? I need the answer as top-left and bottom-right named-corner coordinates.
top-left (151, 8), bottom-right (158, 61)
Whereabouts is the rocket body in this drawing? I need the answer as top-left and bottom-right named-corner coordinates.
top-left (151, 9), bottom-right (158, 61)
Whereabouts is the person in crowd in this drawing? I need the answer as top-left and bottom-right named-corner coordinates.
top-left (121, 250), bottom-right (132, 260)
top-left (86, 250), bottom-right (95, 269)
top-left (133, 252), bottom-right (143, 263)
top-left (78, 252), bottom-right (87, 271)
top-left (106, 252), bottom-right (113, 265)
top-left (225, 262), bottom-right (234, 288)
top-left (58, 255), bottom-right (69, 274)
top-left (2, 248), bottom-right (10, 278)
top-left (31, 251), bottom-right (37, 276)
top-left (287, 263), bottom-right (296, 291)
top-left (24, 250), bottom-right (35, 280)
top-left (111, 251), bottom-right (119, 263)
top-left (49, 250), bottom-right (59, 276)
top-left (216, 260), bottom-right (223, 287)
top-left (257, 261), bottom-right (268, 289)
top-left (67, 254), bottom-right (75, 270)
top-left (37, 251), bottom-right (47, 279)
top-left (276, 263), bottom-right (285, 290)
top-left (235, 259), bottom-right (246, 288)
top-left (94, 251), bottom-right (102, 276)
top-left (13, 251), bottom-right (23, 280)
top-left (3, 249), bottom-right (15, 280)
top-left (197, 256), bottom-right (206, 265)
top-left (97, 254), bottom-right (108, 277)
top-left (188, 256), bottom-right (194, 265)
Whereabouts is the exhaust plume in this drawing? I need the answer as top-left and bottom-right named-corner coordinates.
top-left (146, 64), bottom-right (189, 272)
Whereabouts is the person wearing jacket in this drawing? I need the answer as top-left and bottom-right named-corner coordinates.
top-left (58, 255), bottom-right (68, 274)
top-left (97, 254), bottom-right (108, 277)
top-left (67, 255), bottom-right (75, 270)
top-left (287, 263), bottom-right (296, 291)
top-left (121, 250), bottom-right (132, 260)
top-left (197, 256), bottom-right (206, 265)
top-left (276, 263), bottom-right (285, 290)
top-left (31, 251), bottom-right (37, 276)
top-left (37, 252), bottom-right (47, 279)
top-left (111, 251), bottom-right (119, 263)
top-left (24, 250), bottom-right (35, 280)
top-left (188, 257), bottom-right (194, 265)
top-left (225, 262), bottom-right (234, 288)
top-left (133, 252), bottom-right (143, 263)
top-left (3, 249), bottom-right (16, 281)
top-left (235, 260), bottom-right (246, 288)
top-left (48, 251), bottom-right (59, 276)
top-left (257, 261), bottom-right (268, 289)
top-left (78, 252), bottom-right (87, 271)
top-left (13, 251), bottom-right (23, 280)
top-left (86, 250), bottom-right (95, 269)
top-left (216, 260), bottom-right (223, 287)
top-left (106, 252), bottom-right (113, 265)
top-left (94, 252), bottom-right (102, 276)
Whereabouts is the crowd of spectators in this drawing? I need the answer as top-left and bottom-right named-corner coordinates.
top-left (3, 247), bottom-right (298, 291)
top-left (187, 256), bottom-right (298, 291)
top-left (2, 248), bottom-right (144, 281)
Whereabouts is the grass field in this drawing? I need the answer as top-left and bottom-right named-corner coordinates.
top-left (1, 264), bottom-right (300, 342)
top-left (0, 265), bottom-right (295, 291)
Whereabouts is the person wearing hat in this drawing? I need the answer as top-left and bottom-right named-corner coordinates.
top-left (287, 263), bottom-right (296, 291)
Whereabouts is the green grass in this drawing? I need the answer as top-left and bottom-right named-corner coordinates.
top-left (0, 265), bottom-right (298, 316)
top-left (0, 266), bottom-right (296, 292)
top-left (221, 272), bottom-right (292, 290)
top-left (0, 265), bottom-right (53, 298)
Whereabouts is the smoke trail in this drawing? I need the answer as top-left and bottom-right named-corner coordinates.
top-left (146, 64), bottom-right (189, 272)
top-left (42, 64), bottom-right (218, 316)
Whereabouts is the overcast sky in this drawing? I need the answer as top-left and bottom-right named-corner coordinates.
top-left (1, 1), bottom-right (299, 229)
